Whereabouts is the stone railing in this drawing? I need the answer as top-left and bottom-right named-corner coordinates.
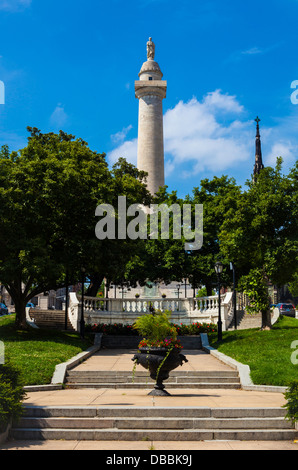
top-left (68, 291), bottom-right (235, 333)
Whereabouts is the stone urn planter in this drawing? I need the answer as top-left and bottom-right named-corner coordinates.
top-left (132, 347), bottom-right (188, 396)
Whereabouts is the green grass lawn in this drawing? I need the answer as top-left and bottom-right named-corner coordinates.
top-left (0, 315), bottom-right (92, 386)
top-left (209, 315), bottom-right (298, 386)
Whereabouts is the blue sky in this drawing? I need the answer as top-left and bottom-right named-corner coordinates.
top-left (0, 0), bottom-right (298, 196)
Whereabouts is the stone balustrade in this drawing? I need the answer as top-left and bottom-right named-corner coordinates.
top-left (68, 291), bottom-right (235, 333)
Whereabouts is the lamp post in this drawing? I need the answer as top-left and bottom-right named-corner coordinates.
top-left (214, 262), bottom-right (223, 341)
top-left (80, 267), bottom-right (86, 339)
top-left (64, 269), bottom-right (69, 331)
top-left (230, 262), bottom-right (237, 330)
top-left (176, 284), bottom-right (181, 299)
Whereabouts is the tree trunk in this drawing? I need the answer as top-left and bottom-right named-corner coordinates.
top-left (4, 284), bottom-right (29, 330)
top-left (206, 282), bottom-right (213, 297)
top-left (261, 308), bottom-right (272, 330)
top-left (14, 298), bottom-right (29, 330)
top-left (86, 274), bottom-right (103, 297)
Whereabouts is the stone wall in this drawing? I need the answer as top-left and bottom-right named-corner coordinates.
top-left (101, 335), bottom-right (202, 350)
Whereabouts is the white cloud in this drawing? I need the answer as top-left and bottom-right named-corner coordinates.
top-left (50, 104), bottom-right (68, 128)
top-left (242, 47), bottom-right (263, 55)
top-left (0, 0), bottom-right (32, 12)
top-left (203, 89), bottom-right (244, 114)
top-left (107, 90), bottom-right (251, 176)
top-left (265, 142), bottom-right (296, 168)
top-left (111, 125), bottom-right (133, 144)
top-left (108, 138), bottom-right (138, 166)
top-left (163, 91), bottom-right (250, 174)
top-left (107, 89), bottom-right (298, 183)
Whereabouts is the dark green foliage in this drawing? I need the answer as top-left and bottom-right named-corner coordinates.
top-left (87, 321), bottom-right (217, 336)
top-left (0, 361), bottom-right (26, 431)
top-left (283, 381), bottom-right (298, 424)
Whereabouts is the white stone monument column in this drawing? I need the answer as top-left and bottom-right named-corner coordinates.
top-left (135, 38), bottom-right (167, 195)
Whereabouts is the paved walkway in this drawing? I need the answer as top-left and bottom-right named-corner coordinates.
top-left (73, 349), bottom-right (234, 372)
top-left (22, 349), bottom-right (288, 408)
top-left (2, 349), bottom-right (298, 451)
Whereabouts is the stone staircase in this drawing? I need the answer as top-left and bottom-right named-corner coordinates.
top-left (64, 369), bottom-right (241, 390)
top-left (28, 309), bottom-right (75, 331)
top-left (228, 312), bottom-right (264, 330)
top-left (11, 406), bottom-right (297, 441)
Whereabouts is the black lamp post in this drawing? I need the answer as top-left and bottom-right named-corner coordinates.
top-left (64, 270), bottom-right (69, 331)
top-left (214, 261), bottom-right (223, 341)
top-left (176, 284), bottom-right (181, 299)
top-left (80, 267), bottom-right (86, 339)
top-left (230, 262), bottom-right (237, 330)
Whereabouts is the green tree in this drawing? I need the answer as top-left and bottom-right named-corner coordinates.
top-left (186, 175), bottom-right (242, 295)
top-left (288, 273), bottom-right (298, 299)
top-left (219, 159), bottom-right (298, 329)
top-left (86, 157), bottom-right (152, 296)
top-left (0, 128), bottom-right (111, 329)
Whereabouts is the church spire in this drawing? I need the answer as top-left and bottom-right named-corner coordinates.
top-left (254, 116), bottom-right (264, 179)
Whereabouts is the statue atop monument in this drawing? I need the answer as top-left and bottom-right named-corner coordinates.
top-left (147, 37), bottom-right (155, 60)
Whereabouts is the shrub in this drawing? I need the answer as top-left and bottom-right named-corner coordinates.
top-left (0, 361), bottom-right (26, 432)
top-left (133, 311), bottom-right (177, 343)
top-left (86, 323), bottom-right (139, 336)
top-left (173, 322), bottom-right (217, 336)
top-left (86, 320), bottom-right (217, 336)
top-left (132, 311), bottom-right (183, 350)
top-left (283, 381), bottom-right (298, 424)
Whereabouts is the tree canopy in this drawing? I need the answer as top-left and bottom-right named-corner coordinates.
top-left (219, 158), bottom-right (298, 328)
top-left (0, 129), bottom-right (151, 328)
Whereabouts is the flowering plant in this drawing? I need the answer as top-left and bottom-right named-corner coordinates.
top-left (138, 337), bottom-right (183, 350)
top-left (133, 310), bottom-right (183, 350)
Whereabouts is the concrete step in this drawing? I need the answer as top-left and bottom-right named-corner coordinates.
top-left (65, 377), bottom-right (241, 384)
top-left (65, 382), bottom-right (241, 389)
top-left (228, 312), bottom-right (275, 330)
top-left (16, 416), bottom-right (294, 430)
top-left (12, 428), bottom-right (297, 442)
top-left (28, 310), bottom-right (75, 331)
top-left (11, 406), bottom-right (297, 442)
top-left (20, 406), bottom-right (290, 418)
top-left (66, 370), bottom-right (239, 377)
top-left (64, 369), bottom-right (241, 389)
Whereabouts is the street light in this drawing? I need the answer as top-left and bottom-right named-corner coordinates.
top-left (214, 262), bottom-right (223, 341)
top-left (64, 270), bottom-right (69, 331)
top-left (230, 262), bottom-right (237, 330)
top-left (80, 267), bottom-right (86, 339)
top-left (176, 284), bottom-right (181, 299)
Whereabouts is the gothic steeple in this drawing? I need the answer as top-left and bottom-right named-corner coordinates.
top-left (254, 116), bottom-right (264, 179)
